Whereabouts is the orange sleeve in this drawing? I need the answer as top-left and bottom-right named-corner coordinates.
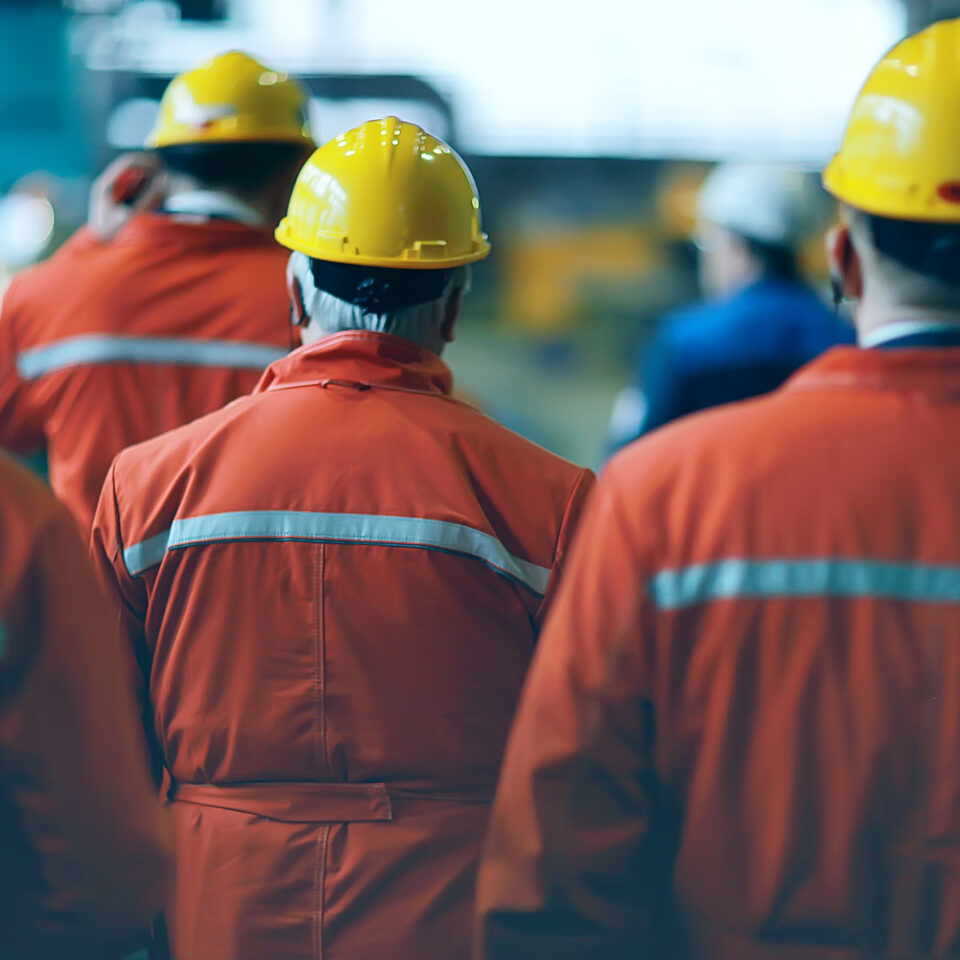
top-left (0, 491), bottom-right (172, 957)
top-left (0, 278), bottom-right (45, 453)
top-left (59, 226), bottom-right (104, 255)
top-left (89, 459), bottom-right (161, 784)
top-left (475, 465), bottom-right (669, 960)
top-left (536, 467), bottom-right (596, 627)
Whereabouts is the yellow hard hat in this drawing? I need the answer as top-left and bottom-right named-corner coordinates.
top-left (824, 18), bottom-right (960, 221)
top-left (147, 51), bottom-right (314, 149)
top-left (275, 117), bottom-right (491, 269)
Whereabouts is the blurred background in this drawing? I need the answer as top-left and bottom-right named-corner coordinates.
top-left (0, 0), bottom-right (951, 467)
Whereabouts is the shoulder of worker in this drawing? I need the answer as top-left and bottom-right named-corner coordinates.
top-left (451, 394), bottom-right (593, 483)
top-left (653, 279), bottom-right (851, 373)
top-left (109, 388), bottom-right (256, 499)
top-left (0, 453), bottom-right (67, 527)
top-left (4, 215), bottom-right (289, 352)
top-left (1, 226), bottom-right (102, 312)
top-left (10, 214), bottom-right (283, 291)
top-left (0, 453), bottom-right (79, 588)
top-left (104, 360), bottom-right (593, 557)
top-left (1, 223), bottom-right (135, 329)
top-left (113, 372), bottom-right (590, 494)
top-left (111, 212), bottom-right (286, 256)
top-left (604, 353), bottom-right (842, 509)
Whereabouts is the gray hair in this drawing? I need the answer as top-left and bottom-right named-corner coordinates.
top-left (292, 252), bottom-right (470, 355)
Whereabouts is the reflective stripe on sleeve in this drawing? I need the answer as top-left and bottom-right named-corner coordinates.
top-left (122, 510), bottom-right (552, 596)
top-left (17, 335), bottom-right (285, 380)
top-left (649, 558), bottom-right (960, 611)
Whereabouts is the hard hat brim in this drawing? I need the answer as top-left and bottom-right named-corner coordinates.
top-left (275, 219), bottom-right (492, 269)
top-left (147, 129), bottom-right (316, 150)
top-left (823, 154), bottom-right (960, 224)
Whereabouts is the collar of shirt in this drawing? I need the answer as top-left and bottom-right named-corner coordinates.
top-left (163, 190), bottom-right (267, 229)
top-left (786, 344), bottom-right (960, 401)
top-left (254, 330), bottom-right (455, 397)
top-left (861, 319), bottom-right (960, 349)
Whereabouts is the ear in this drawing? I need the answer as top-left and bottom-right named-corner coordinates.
top-left (285, 255), bottom-right (308, 327)
top-left (826, 223), bottom-right (863, 300)
top-left (441, 288), bottom-right (462, 344)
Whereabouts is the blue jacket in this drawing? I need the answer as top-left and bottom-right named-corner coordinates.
top-left (608, 278), bottom-right (855, 451)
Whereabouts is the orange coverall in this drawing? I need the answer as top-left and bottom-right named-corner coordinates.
top-left (477, 345), bottom-right (960, 960)
top-left (90, 330), bottom-right (594, 960)
top-left (0, 452), bottom-right (171, 959)
top-left (0, 214), bottom-right (291, 531)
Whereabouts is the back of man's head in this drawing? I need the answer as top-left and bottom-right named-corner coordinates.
top-left (276, 117), bottom-right (491, 354)
top-left (695, 164), bottom-right (823, 297)
top-left (846, 207), bottom-right (960, 307)
top-left (290, 252), bottom-right (469, 354)
top-left (698, 163), bottom-right (821, 253)
top-left (157, 141), bottom-right (308, 199)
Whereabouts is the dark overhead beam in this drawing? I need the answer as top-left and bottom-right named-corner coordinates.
top-left (908, 0), bottom-right (960, 30)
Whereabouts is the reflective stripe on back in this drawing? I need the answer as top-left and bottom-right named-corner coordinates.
top-left (649, 558), bottom-right (960, 611)
top-left (17, 335), bottom-right (285, 380)
top-left (122, 509), bottom-right (552, 596)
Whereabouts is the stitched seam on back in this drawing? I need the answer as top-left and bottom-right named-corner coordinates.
top-left (312, 544), bottom-right (322, 774)
top-left (320, 542), bottom-right (332, 775)
top-left (312, 828), bottom-right (322, 960)
top-left (317, 825), bottom-right (330, 959)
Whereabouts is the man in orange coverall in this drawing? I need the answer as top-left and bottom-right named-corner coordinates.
top-left (0, 451), bottom-right (172, 959)
top-left (476, 18), bottom-right (960, 960)
top-left (89, 117), bottom-right (595, 960)
top-left (0, 50), bottom-right (314, 531)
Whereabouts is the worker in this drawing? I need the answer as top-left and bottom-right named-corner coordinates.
top-left (607, 162), bottom-right (853, 451)
top-left (90, 118), bottom-right (594, 960)
top-left (477, 18), bottom-right (960, 960)
top-left (0, 451), bottom-right (172, 959)
top-left (0, 50), bottom-right (314, 531)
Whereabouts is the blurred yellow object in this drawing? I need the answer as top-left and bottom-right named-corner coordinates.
top-left (824, 17), bottom-right (960, 221)
top-left (276, 118), bottom-right (490, 269)
top-left (147, 51), bottom-right (313, 149)
top-left (504, 225), bottom-right (659, 331)
top-left (657, 165), bottom-right (710, 239)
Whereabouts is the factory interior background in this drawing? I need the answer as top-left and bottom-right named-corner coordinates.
top-left (0, 0), bottom-right (942, 467)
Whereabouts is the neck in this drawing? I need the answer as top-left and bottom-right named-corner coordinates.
top-left (163, 176), bottom-right (271, 228)
top-left (712, 258), bottom-right (764, 300)
top-left (302, 322), bottom-right (446, 357)
top-left (854, 296), bottom-right (960, 346)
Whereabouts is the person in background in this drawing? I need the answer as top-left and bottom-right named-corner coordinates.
top-left (0, 451), bottom-right (171, 959)
top-left (477, 18), bottom-right (960, 960)
top-left (607, 162), bottom-right (853, 451)
top-left (90, 118), bottom-right (594, 960)
top-left (0, 50), bottom-right (314, 532)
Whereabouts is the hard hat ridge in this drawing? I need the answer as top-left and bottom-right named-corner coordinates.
top-left (147, 50), bottom-right (314, 149)
top-left (276, 117), bottom-right (491, 269)
top-left (824, 17), bottom-right (960, 222)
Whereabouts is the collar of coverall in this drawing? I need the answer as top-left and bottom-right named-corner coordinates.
top-left (120, 211), bottom-right (274, 248)
top-left (785, 340), bottom-right (960, 400)
top-left (163, 190), bottom-right (267, 228)
top-left (254, 330), bottom-right (454, 398)
top-left (861, 319), bottom-right (960, 349)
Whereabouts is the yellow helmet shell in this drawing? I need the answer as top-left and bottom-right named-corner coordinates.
top-left (824, 18), bottom-right (960, 221)
top-left (275, 117), bottom-right (491, 269)
top-left (147, 51), bottom-right (314, 149)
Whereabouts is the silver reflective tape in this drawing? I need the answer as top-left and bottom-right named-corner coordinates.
top-left (17, 335), bottom-right (285, 380)
top-left (650, 558), bottom-right (960, 611)
top-left (123, 510), bottom-right (551, 595)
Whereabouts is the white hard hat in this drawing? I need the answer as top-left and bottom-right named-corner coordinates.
top-left (697, 163), bottom-right (824, 248)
